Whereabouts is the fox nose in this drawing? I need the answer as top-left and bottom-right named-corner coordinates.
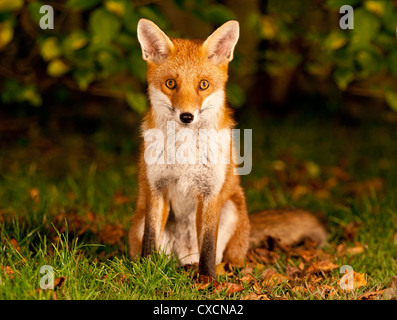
top-left (180, 113), bottom-right (194, 124)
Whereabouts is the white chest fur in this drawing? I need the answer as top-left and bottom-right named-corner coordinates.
top-left (142, 87), bottom-right (236, 264)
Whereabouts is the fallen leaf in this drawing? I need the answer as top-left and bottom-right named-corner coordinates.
top-left (291, 285), bottom-right (308, 295)
top-left (252, 281), bottom-right (263, 294)
top-left (358, 290), bottom-right (385, 300)
top-left (236, 274), bottom-right (255, 284)
top-left (298, 261), bottom-right (305, 270)
top-left (53, 276), bottom-right (66, 290)
top-left (195, 282), bottom-right (211, 291)
top-left (353, 272), bottom-right (367, 289)
top-left (241, 262), bottom-right (265, 275)
top-left (241, 292), bottom-right (270, 300)
top-left (345, 246), bottom-right (364, 256)
top-left (383, 276), bottom-right (397, 300)
top-left (338, 270), bottom-right (367, 290)
top-left (286, 264), bottom-right (301, 279)
top-left (317, 284), bottom-right (338, 299)
top-left (215, 262), bottom-right (229, 276)
top-left (29, 187), bottom-right (40, 203)
top-left (292, 185), bottom-right (309, 201)
top-left (214, 282), bottom-right (244, 295)
top-left (307, 260), bottom-right (338, 273)
top-left (198, 274), bottom-right (218, 285)
top-left (10, 238), bottom-right (21, 252)
top-left (1, 266), bottom-right (14, 279)
top-left (261, 273), bottom-right (290, 287)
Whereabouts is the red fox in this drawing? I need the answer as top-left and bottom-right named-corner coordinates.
top-left (128, 19), bottom-right (327, 278)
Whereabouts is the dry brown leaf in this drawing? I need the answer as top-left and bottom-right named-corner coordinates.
top-left (29, 187), bottom-right (40, 203)
top-left (215, 262), bottom-right (226, 275)
top-left (1, 266), bottom-right (14, 279)
top-left (291, 286), bottom-right (309, 295)
top-left (298, 261), bottom-right (305, 270)
top-left (338, 270), bottom-right (367, 290)
top-left (345, 246), bottom-right (364, 256)
top-left (261, 273), bottom-right (290, 287)
top-left (286, 264), bottom-right (301, 279)
top-left (307, 260), bottom-right (338, 273)
top-left (195, 282), bottom-right (211, 290)
top-left (383, 276), bottom-right (397, 300)
top-left (236, 274), bottom-right (255, 284)
top-left (53, 276), bottom-right (66, 290)
top-left (10, 238), bottom-right (21, 252)
top-left (214, 282), bottom-right (244, 295)
top-left (353, 272), bottom-right (367, 289)
top-left (241, 292), bottom-right (270, 300)
top-left (259, 268), bottom-right (277, 280)
top-left (292, 185), bottom-right (309, 201)
top-left (241, 262), bottom-right (265, 275)
top-left (252, 281), bottom-right (263, 294)
top-left (358, 290), bottom-right (385, 300)
top-left (317, 284), bottom-right (338, 299)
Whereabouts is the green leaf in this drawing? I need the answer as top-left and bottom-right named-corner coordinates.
top-left (126, 90), bottom-right (148, 114)
top-left (105, 0), bottom-right (127, 17)
top-left (73, 69), bottom-right (95, 91)
top-left (0, 0), bottom-right (23, 13)
top-left (128, 50), bottom-right (147, 82)
top-left (137, 6), bottom-right (169, 30)
top-left (355, 49), bottom-right (381, 77)
top-left (385, 91), bottom-right (397, 112)
top-left (47, 59), bottom-right (70, 77)
top-left (323, 31), bottom-right (348, 51)
top-left (89, 8), bottom-right (121, 44)
top-left (325, 0), bottom-right (361, 10)
top-left (96, 50), bottom-right (121, 75)
top-left (27, 1), bottom-right (45, 25)
top-left (351, 8), bottom-right (380, 46)
top-left (123, 5), bottom-right (140, 33)
top-left (226, 82), bottom-right (245, 108)
top-left (0, 19), bottom-right (13, 50)
top-left (333, 68), bottom-right (354, 90)
top-left (0, 79), bottom-right (42, 106)
top-left (66, 0), bottom-right (101, 11)
top-left (40, 37), bottom-right (61, 61)
top-left (202, 5), bottom-right (236, 24)
top-left (63, 31), bottom-right (89, 52)
top-left (364, 1), bottom-right (386, 16)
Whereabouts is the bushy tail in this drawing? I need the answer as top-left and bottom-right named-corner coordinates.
top-left (249, 209), bottom-right (328, 249)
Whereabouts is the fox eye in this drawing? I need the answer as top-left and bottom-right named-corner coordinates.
top-left (199, 80), bottom-right (210, 90)
top-left (165, 79), bottom-right (176, 89)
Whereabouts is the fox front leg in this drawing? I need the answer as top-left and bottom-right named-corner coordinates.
top-left (196, 196), bottom-right (222, 279)
top-left (141, 194), bottom-right (168, 257)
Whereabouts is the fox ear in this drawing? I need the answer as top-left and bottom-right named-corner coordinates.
top-left (203, 20), bottom-right (239, 65)
top-left (137, 19), bottom-right (174, 64)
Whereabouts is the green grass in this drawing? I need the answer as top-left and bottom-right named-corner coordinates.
top-left (0, 112), bottom-right (396, 299)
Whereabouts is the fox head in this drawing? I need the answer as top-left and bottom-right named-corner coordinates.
top-left (137, 19), bottom-right (239, 129)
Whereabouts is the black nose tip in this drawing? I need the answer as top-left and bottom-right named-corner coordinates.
top-left (180, 113), bottom-right (194, 124)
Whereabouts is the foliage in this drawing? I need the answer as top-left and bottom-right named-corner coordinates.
top-left (0, 0), bottom-right (396, 112)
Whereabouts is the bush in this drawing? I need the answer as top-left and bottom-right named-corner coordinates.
top-left (0, 0), bottom-right (396, 113)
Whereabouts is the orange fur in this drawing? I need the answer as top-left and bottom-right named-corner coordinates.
top-left (128, 19), bottom-right (327, 278)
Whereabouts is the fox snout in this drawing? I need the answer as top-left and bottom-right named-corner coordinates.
top-left (180, 112), bottom-right (194, 124)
